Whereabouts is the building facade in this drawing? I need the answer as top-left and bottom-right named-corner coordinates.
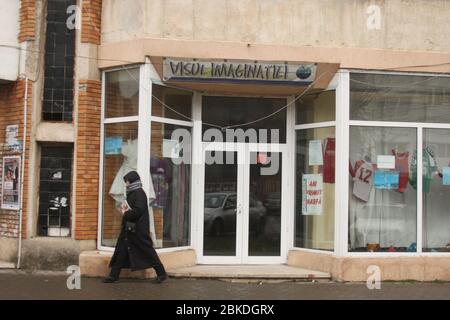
top-left (1, 0), bottom-right (450, 281)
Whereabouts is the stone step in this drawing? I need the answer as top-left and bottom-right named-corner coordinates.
top-left (0, 261), bottom-right (15, 269)
top-left (168, 264), bottom-right (331, 282)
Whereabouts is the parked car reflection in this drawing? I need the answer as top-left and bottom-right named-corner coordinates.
top-left (204, 192), bottom-right (266, 236)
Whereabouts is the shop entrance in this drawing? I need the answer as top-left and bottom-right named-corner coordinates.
top-left (199, 142), bottom-right (287, 264)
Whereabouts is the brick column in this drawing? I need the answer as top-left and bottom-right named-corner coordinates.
top-left (75, 80), bottom-right (101, 240)
top-left (0, 80), bottom-right (33, 239)
top-left (18, 0), bottom-right (36, 42)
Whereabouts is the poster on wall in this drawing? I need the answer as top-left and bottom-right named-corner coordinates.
top-left (301, 173), bottom-right (323, 215)
top-left (1, 156), bottom-right (21, 211)
top-left (5, 125), bottom-right (21, 151)
top-left (308, 139), bottom-right (323, 166)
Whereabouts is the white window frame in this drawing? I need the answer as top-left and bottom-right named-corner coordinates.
top-left (344, 69), bottom-right (450, 257)
top-left (97, 62), bottom-right (195, 253)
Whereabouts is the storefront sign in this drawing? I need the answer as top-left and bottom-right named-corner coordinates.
top-left (163, 58), bottom-right (316, 85)
top-left (301, 174), bottom-right (323, 215)
top-left (308, 139), bottom-right (323, 166)
top-left (1, 156), bottom-right (21, 211)
top-left (377, 155), bottom-right (395, 169)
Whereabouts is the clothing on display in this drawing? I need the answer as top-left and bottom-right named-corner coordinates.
top-left (409, 146), bottom-right (439, 193)
top-left (350, 159), bottom-right (375, 202)
top-left (392, 150), bottom-right (409, 193)
top-left (109, 139), bottom-right (138, 205)
top-left (323, 138), bottom-right (335, 183)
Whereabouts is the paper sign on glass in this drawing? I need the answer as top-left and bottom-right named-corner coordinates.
top-left (105, 137), bottom-right (123, 155)
top-left (308, 140), bottom-right (323, 166)
top-left (163, 139), bottom-right (180, 159)
top-left (377, 155), bottom-right (396, 169)
top-left (301, 174), bottom-right (323, 215)
top-left (443, 167), bottom-right (450, 186)
top-left (374, 170), bottom-right (399, 190)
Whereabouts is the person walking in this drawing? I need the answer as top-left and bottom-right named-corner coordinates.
top-left (103, 171), bottom-right (167, 284)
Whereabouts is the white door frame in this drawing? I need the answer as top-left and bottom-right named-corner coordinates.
top-left (197, 141), bottom-right (287, 264)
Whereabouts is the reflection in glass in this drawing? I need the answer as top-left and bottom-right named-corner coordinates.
top-left (203, 151), bottom-right (238, 256)
top-left (102, 122), bottom-right (138, 247)
top-left (295, 128), bottom-right (335, 251)
top-left (105, 68), bottom-right (140, 118)
top-left (348, 126), bottom-right (417, 252)
top-left (296, 90), bottom-right (335, 124)
top-left (350, 73), bottom-right (450, 123)
top-left (150, 122), bottom-right (191, 248)
top-left (423, 129), bottom-right (450, 252)
top-left (248, 152), bottom-right (281, 256)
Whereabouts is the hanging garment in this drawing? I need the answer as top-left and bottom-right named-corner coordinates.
top-left (392, 149), bottom-right (409, 193)
top-left (351, 159), bottom-right (375, 202)
top-left (109, 139), bottom-right (138, 205)
top-left (323, 138), bottom-right (335, 183)
top-left (409, 147), bottom-right (439, 193)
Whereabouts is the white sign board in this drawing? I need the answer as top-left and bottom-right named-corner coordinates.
top-left (308, 139), bottom-right (323, 166)
top-left (302, 174), bottom-right (323, 215)
top-left (377, 155), bottom-right (395, 169)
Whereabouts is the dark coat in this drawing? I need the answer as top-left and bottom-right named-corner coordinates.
top-left (109, 187), bottom-right (161, 271)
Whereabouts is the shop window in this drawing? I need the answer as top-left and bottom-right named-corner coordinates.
top-left (295, 127), bottom-right (335, 250)
top-left (296, 90), bottom-right (335, 124)
top-left (152, 84), bottom-right (192, 121)
top-left (348, 126), bottom-right (417, 252)
top-left (101, 122), bottom-right (138, 247)
top-left (423, 129), bottom-right (450, 252)
top-left (38, 145), bottom-right (73, 237)
top-left (202, 96), bottom-right (287, 144)
top-left (350, 73), bottom-right (450, 123)
top-left (105, 68), bottom-right (140, 118)
top-left (150, 122), bottom-right (191, 248)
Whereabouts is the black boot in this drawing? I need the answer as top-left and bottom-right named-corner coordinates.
top-left (151, 263), bottom-right (167, 284)
top-left (102, 267), bottom-right (121, 283)
top-left (102, 276), bottom-right (118, 283)
top-left (151, 274), bottom-right (167, 284)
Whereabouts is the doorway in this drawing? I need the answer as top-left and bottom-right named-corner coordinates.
top-left (199, 142), bottom-right (287, 264)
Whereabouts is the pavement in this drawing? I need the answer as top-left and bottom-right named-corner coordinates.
top-left (1, 270), bottom-right (450, 300)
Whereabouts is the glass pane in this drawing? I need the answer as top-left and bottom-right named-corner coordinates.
top-left (203, 151), bottom-right (238, 256)
top-left (295, 128), bottom-right (335, 251)
top-left (296, 90), bottom-right (335, 124)
top-left (152, 84), bottom-right (192, 121)
top-left (249, 152), bottom-right (282, 256)
top-left (202, 96), bottom-right (286, 143)
top-left (150, 122), bottom-right (191, 248)
top-left (423, 129), bottom-right (450, 252)
top-left (349, 126), bottom-right (417, 252)
top-left (350, 73), bottom-right (450, 123)
top-left (101, 122), bottom-right (138, 247)
top-left (105, 68), bottom-right (140, 118)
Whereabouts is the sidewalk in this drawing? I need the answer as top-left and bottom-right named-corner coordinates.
top-left (0, 270), bottom-right (450, 300)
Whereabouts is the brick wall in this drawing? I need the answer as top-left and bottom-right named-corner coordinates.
top-left (19, 0), bottom-right (36, 42)
top-left (0, 80), bottom-right (32, 239)
top-left (75, 80), bottom-right (101, 240)
top-left (81, 0), bottom-right (102, 45)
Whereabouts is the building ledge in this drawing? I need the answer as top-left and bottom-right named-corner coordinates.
top-left (36, 122), bottom-right (75, 143)
top-left (79, 249), bottom-right (197, 278)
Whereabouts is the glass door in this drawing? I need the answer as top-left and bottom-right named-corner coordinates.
top-left (243, 143), bottom-right (286, 264)
top-left (200, 142), bottom-right (286, 264)
top-left (201, 143), bottom-right (244, 264)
